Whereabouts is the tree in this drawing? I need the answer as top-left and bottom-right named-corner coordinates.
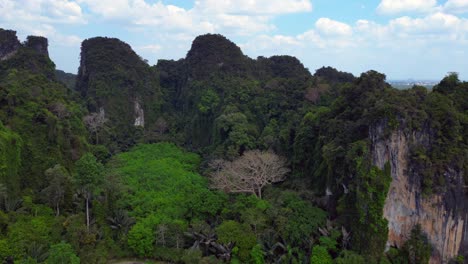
top-left (402, 225), bottom-right (432, 264)
top-left (127, 222), bottom-right (154, 257)
top-left (83, 108), bottom-right (107, 144)
top-left (334, 250), bottom-right (365, 264)
top-left (210, 150), bottom-right (289, 199)
top-left (216, 220), bottom-right (257, 261)
top-left (310, 245), bottom-right (332, 264)
top-left (107, 210), bottom-right (135, 240)
top-left (41, 165), bottom-right (71, 216)
top-left (45, 242), bottom-right (80, 264)
top-left (74, 153), bottom-right (104, 230)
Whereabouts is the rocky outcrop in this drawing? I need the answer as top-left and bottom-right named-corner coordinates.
top-left (0, 29), bottom-right (21, 61)
top-left (186, 34), bottom-right (252, 79)
top-left (370, 122), bottom-right (468, 263)
top-left (25, 36), bottom-right (49, 57)
top-left (134, 100), bottom-right (144, 127)
top-left (1, 29), bottom-right (50, 61)
top-left (75, 37), bottom-right (162, 147)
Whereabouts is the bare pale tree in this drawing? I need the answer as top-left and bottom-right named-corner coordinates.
top-left (83, 107), bottom-right (107, 144)
top-left (210, 150), bottom-right (289, 199)
top-left (49, 102), bottom-right (70, 119)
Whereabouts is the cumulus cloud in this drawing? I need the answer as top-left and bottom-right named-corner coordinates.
top-left (77, 0), bottom-right (201, 31)
top-left (389, 12), bottom-right (463, 36)
top-left (377, 0), bottom-right (437, 14)
top-left (242, 11), bottom-right (468, 57)
top-left (75, 0), bottom-right (313, 36)
top-left (315, 18), bottom-right (353, 36)
top-left (0, 0), bottom-right (83, 48)
top-left (0, 0), bottom-right (85, 24)
top-left (444, 0), bottom-right (468, 14)
top-left (242, 17), bottom-right (357, 55)
top-left (193, 0), bottom-right (312, 15)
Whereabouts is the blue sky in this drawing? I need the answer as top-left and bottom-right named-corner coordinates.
top-left (1, 0), bottom-right (468, 80)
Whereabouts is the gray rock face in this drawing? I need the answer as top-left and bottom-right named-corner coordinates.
top-left (0, 29), bottom-right (50, 61)
top-left (134, 100), bottom-right (144, 127)
top-left (25, 36), bottom-right (49, 57)
top-left (370, 121), bottom-right (468, 263)
top-left (0, 29), bottom-right (21, 61)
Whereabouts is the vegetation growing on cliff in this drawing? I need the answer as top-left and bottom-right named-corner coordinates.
top-left (0, 29), bottom-right (466, 263)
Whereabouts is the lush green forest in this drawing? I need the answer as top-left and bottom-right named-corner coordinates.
top-left (0, 29), bottom-right (467, 263)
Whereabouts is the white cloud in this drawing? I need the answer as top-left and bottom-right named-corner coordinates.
top-left (0, 0), bottom-right (85, 24)
top-left (238, 11), bottom-right (468, 79)
top-left (389, 12), bottom-right (463, 35)
top-left (0, 0), bottom-right (83, 49)
top-left (315, 18), bottom-right (353, 36)
top-left (444, 0), bottom-right (468, 13)
top-left (193, 0), bottom-right (312, 15)
top-left (76, 0), bottom-right (312, 36)
top-left (77, 0), bottom-right (199, 31)
top-left (242, 17), bottom-right (357, 55)
top-left (377, 0), bottom-right (437, 14)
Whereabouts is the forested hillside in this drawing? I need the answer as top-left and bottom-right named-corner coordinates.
top-left (0, 28), bottom-right (466, 263)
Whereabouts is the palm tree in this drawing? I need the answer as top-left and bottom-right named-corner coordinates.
top-left (107, 210), bottom-right (135, 239)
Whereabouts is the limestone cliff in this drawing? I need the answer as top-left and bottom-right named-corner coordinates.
top-left (134, 99), bottom-right (144, 127)
top-left (0, 29), bottom-right (49, 61)
top-left (370, 121), bottom-right (468, 263)
top-left (24, 36), bottom-right (49, 57)
top-left (76, 37), bottom-right (161, 149)
top-left (0, 29), bottom-right (21, 61)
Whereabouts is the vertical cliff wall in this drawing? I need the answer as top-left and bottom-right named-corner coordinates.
top-left (76, 37), bottom-right (162, 150)
top-left (0, 29), bottom-right (21, 61)
top-left (370, 122), bottom-right (467, 263)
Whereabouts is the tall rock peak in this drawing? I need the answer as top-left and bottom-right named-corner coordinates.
top-left (24, 36), bottom-right (49, 57)
top-left (187, 34), bottom-right (244, 59)
top-left (75, 36), bottom-right (161, 144)
top-left (186, 34), bottom-right (249, 78)
top-left (0, 28), bottom-right (21, 61)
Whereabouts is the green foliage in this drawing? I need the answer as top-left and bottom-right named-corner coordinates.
top-left (402, 225), bottom-right (432, 264)
top-left (110, 143), bottom-right (224, 257)
top-left (127, 222), bottom-right (154, 257)
top-left (55, 70), bottom-right (76, 90)
top-left (454, 255), bottom-right (465, 264)
top-left (41, 164), bottom-right (72, 216)
top-left (76, 37), bottom-right (162, 152)
top-left (197, 88), bottom-right (220, 113)
top-left (310, 245), bottom-right (332, 264)
top-left (348, 154), bottom-right (391, 259)
top-left (385, 228), bottom-right (431, 264)
top-left (266, 190), bottom-right (327, 247)
top-left (74, 153), bottom-right (104, 188)
top-left (216, 220), bottom-right (257, 261)
top-left (314, 66), bottom-right (356, 84)
top-left (0, 59), bottom-right (87, 191)
top-left (7, 214), bottom-right (60, 260)
top-left (1, 31), bottom-right (466, 264)
top-left (250, 244), bottom-right (265, 264)
top-left (0, 239), bottom-right (14, 262)
top-left (45, 242), bottom-right (80, 264)
top-left (386, 247), bottom-right (408, 264)
top-left (214, 111), bottom-right (257, 158)
top-left (334, 250), bottom-right (366, 264)
top-left (112, 143), bottom-right (224, 220)
top-left (0, 122), bottom-right (22, 193)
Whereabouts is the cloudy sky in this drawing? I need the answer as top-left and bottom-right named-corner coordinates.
top-left (1, 0), bottom-right (468, 80)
